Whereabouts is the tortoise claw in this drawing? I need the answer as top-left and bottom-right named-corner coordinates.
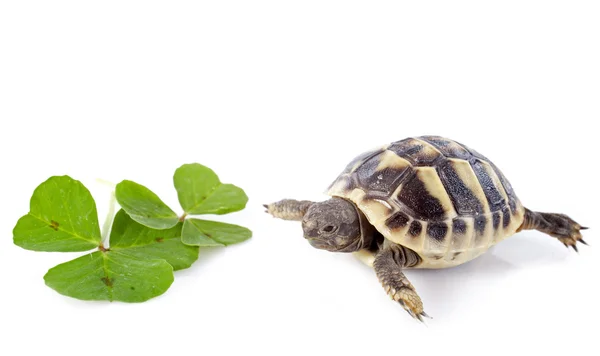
top-left (395, 290), bottom-right (427, 323)
top-left (420, 311), bottom-right (432, 319)
top-left (405, 308), bottom-right (426, 323)
top-left (554, 218), bottom-right (588, 252)
top-left (412, 311), bottom-right (431, 325)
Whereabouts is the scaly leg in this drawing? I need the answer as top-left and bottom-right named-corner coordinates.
top-left (264, 199), bottom-right (314, 221)
top-left (373, 243), bottom-right (428, 322)
top-left (519, 208), bottom-right (588, 251)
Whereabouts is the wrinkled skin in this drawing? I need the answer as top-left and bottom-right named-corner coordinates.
top-left (301, 198), bottom-right (372, 252)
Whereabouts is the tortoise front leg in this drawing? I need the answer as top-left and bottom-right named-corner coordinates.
top-left (264, 199), bottom-right (314, 221)
top-left (374, 243), bottom-right (429, 322)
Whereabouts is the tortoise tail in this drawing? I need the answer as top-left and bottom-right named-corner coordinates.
top-left (519, 208), bottom-right (588, 251)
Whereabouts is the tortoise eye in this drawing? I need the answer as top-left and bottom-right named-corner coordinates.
top-left (322, 225), bottom-right (336, 233)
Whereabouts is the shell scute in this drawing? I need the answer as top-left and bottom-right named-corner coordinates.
top-left (385, 211), bottom-right (411, 230)
top-left (388, 138), bottom-right (442, 166)
top-left (396, 170), bottom-right (448, 221)
top-left (408, 220), bottom-right (423, 237)
top-left (418, 136), bottom-right (472, 160)
top-left (427, 221), bottom-right (449, 242)
top-left (471, 159), bottom-right (507, 211)
top-left (438, 159), bottom-right (486, 216)
top-left (354, 150), bottom-right (411, 196)
top-left (341, 147), bottom-right (383, 174)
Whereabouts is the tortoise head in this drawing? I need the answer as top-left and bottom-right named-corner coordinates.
top-left (301, 198), bottom-right (372, 252)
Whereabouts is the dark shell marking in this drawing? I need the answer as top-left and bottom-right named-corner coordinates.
top-left (474, 215), bottom-right (487, 235)
top-left (491, 163), bottom-right (518, 213)
top-left (450, 219), bottom-right (469, 249)
top-left (388, 138), bottom-right (442, 166)
top-left (408, 221), bottom-right (422, 237)
top-left (427, 222), bottom-right (448, 242)
top-left (386, 211), bottom-right (410, 230)
top-left (470, 160), bottom-right (506, 211)
top-left (438, 160), bottom-right (484, 215)
top-left (452, 219), bottom-right (467, 235)
top-left (397, 172), bottom-right (446, 221)
top-left (502, 207), bottom-right (511, 228)
top-left (492, 212), bottom-right (501, 230)
top-left (341, 148), bottom-right (383, 174)
top-left (354, 152), bottom-right (410, 195)
top-left (419, 136), bottom-right (472, 160)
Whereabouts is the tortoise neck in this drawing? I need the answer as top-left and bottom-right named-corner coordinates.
top-left (353, 201), bottom-right (377, 251)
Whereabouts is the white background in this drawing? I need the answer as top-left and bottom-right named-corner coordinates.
top-left (1, 1), bottom-right (599, 355)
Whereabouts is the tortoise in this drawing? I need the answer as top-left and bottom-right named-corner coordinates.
top-left (265, 135), bottom-right (588, 321)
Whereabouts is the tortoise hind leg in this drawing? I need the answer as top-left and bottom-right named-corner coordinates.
top-left (519, 208), bottom-right (588, 251)
top-left (373, 243), bottom-right (428, 322)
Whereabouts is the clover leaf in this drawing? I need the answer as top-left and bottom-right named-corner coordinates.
top-left (13, 176), bottom-right (101, 252)
top-left (110, 209), bottom-right (198, 271)
top-left (115, 163), bottom-right (252, 247)
top-left (44, 251), bottom-right (174, 302)
top-left (174, 163), bottom-right (248, 215)
top-left (115, 180), bottom-right (179, 229)
top-left (182, 219), bottom-right (252, 247)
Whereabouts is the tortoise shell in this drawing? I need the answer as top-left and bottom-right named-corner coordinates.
top-left (327, 136), bottom-right (526, 268)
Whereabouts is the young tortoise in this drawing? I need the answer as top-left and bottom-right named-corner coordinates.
top-left (265, 135), bottom-right (588, 321)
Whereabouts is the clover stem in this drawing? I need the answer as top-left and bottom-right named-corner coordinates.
top-left (96, 178), bottom-right (117, 188)
top-left (100, 190), bottom-right (117, 247)
top-left (179, 213), bottom-right (188, 222)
